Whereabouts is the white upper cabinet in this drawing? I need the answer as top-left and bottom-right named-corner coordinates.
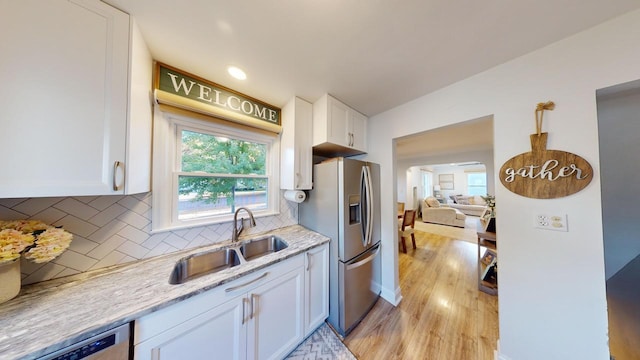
top-left (0, 0), bottom-right (152, 197)
top-left (349, 110), bottom-right (367, 152)
top-left (312, 94), bottom-right (368, 157)
top-left (280, 97), bottom-right (313, 190)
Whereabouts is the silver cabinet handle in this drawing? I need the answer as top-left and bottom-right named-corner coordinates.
top-left (242, 298), bottom-right (248, 324)
top-left (306, 252), bottom-right (310, 271)
top-left (250, 293), bottom-right (258, 319)
top-left (225, 272), bottom-right (269, 293)
top-left (113, 161), bottom-right (124, 191)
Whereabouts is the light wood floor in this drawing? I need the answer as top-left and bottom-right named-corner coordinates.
top-left (344, 222), bottom-right (499, 359)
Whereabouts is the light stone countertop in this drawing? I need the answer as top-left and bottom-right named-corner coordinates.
top-left (0, 225), bottom-right (329, 360)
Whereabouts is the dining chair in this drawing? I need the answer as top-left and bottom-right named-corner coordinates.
top-left (398, 209), bottom-right (417, 253)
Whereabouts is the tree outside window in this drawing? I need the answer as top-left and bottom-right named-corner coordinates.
top-left (178, 129), bottom-right (268, 220)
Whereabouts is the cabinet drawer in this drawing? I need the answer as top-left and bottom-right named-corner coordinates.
top-left (134, 254), bottom-right (304, 344)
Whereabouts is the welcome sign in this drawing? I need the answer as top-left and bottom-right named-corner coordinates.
top-left (155, 63), bottom-right (280, 129)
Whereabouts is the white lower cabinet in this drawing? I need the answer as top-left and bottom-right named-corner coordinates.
top-left (304, 243), bottom-right (329, 336)
top-left (134, 250), bottom-right (320, 360)
top-left (247, 268), bottom-right (304, 360)
top-left (134, 297), bottom-right (246, 360)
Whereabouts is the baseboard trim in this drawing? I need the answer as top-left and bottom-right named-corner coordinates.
top-left (494, 340), bottom-right (512, 360)
top-left (380, 285), bottom-right (402, 306)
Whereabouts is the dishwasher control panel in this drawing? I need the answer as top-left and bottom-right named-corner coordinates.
top-left (37, 323), bottom-right (129, 360)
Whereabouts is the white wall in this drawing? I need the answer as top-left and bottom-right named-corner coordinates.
top-left (432, 165), bottom-right (486, 199)
top-left (397, 166), bottom-right (425, 211)
top-left (363, 10), bottom-right (640, 360)
top-left (597, 86), bottom-right (640, 279)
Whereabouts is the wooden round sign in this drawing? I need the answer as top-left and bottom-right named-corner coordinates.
top-left (499, 133), bottom-right (593, 199)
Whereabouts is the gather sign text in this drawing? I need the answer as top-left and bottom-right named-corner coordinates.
top-left (503, 159), bottom-right (589, 183)
top-left (499, 133), bottom-right (593, 199)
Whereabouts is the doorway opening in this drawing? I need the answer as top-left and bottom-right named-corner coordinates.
top-left (596, 78), bottom-right (640, 360)
top-left (356, 115), bottom-right (499, 358)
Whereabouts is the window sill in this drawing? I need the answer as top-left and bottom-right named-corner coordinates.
top-left (150, 210), bottom-right (280, 234)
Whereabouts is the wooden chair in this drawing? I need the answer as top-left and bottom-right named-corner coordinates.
top-left (398, 209), bottom-right (417, 253)
top-left (397, 202), bottom-right (405, 218)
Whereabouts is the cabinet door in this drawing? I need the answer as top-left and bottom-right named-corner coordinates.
top-left (295, 98), bottom-right (313, 189)
top-left (247, 268), bottom-right (304, 360)
top-left (326, 97), bottom-right (350, 147)
top-left (0, 0), bottom-right (130, 197)
top-left (134, 297), bottom-right (247, 360)
top-left (349, 110), bottom-right (368, 152)
top-left (304, 244), bottom-right (329, 336)
top-left (280, 97), bottom-right (313, 190)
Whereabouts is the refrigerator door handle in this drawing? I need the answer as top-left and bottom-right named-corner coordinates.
top-left (362, 165), bottom-right (374, 246)
top-left (346, 244), bottom-right (381, 271)
top-left (360, 166), bottom-right (368, 247)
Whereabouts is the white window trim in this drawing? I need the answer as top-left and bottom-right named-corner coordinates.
top-left (151, 108), bottom-right (280, 233)
top-left (466, 171), bottom-right (487, 195)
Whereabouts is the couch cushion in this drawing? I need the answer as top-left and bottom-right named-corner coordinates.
top-left (425, 197), bottom-right (440, 208)
top-left (471, 196), bottom-right (486, 205)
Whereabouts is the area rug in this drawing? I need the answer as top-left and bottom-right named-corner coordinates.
top-left (285, 323), bottom-right (357, 360)
top-left (413, 215), bottom-right (479, 245)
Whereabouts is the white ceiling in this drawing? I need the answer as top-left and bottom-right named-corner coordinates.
top-left (104, 0), bottom-right (639, 116)
top-left (103, 0), bottom-right (639, 160)
top-left (396, 116), bottom-right (494, 162)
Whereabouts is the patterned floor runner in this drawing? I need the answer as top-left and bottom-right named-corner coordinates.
top-left (285, 323), bottom-right (357, 360)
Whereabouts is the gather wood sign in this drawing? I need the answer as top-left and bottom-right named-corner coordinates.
top-left (499, 102), bottom-right (593, 199)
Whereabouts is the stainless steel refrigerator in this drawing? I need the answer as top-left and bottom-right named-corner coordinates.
top-left (299, 157), bottom-right (381, 337)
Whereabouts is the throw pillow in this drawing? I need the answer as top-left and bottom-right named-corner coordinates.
top-left (458, 199), bottom-right (470, 205)
top-left (426, 197), bottom-right (440, 208)
top-left (449, 195), bottom-right (457, 204)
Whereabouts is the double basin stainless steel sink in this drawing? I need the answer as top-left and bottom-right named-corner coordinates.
top-left (169, 235), bottom-right (288, 285)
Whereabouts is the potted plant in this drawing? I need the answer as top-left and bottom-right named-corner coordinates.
top-left (0, 220), bottom-right (73, 304)
top-left (480, 195), bottom-right (496, 232)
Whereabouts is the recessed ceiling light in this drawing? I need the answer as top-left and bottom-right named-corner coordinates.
top-left (227, 66), bottom-right (246, 80)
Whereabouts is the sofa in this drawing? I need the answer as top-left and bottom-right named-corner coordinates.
top-left (447, 195), bottom-right (488, 216)
top-left (422, 197), bottom-right (466, 227)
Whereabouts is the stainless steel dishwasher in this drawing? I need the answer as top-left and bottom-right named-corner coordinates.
top-left (37, 323), bottom-right (130, 360)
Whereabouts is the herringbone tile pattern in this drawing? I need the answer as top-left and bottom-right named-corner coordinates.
top-left (286, 324), bottom-right (357, 360)
top-left (0, 192), bottom-right (297, 285)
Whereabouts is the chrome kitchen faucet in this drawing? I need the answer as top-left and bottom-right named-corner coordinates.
top-left (232, 207), bottom-right (256, 242)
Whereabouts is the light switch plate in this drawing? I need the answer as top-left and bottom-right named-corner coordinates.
top-left (535, 214), bottom-right (568, 232)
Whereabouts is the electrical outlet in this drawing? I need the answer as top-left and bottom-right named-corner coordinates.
top-left (536, 214), bottom-right (568, 232)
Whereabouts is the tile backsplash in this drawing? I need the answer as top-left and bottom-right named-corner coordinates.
top-left (0, 192), bottom-right (298, 285)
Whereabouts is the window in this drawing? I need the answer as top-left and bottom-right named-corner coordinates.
top-left (467, 172), bottom-right (487, 196)
top-left (422, 170), bottom-right (433, 197)
top-left (178, 128), bottom-right (269, 220)
top-left (152, 111), bottom-right (279, 232)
